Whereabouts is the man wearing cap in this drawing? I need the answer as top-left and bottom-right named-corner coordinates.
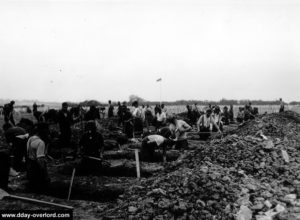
top-left (197, 108), bottom-right (221, 140)
top-left (140, 127), bottom-right (173, 162)
top-left (3, 101), bottom-right (15, 125)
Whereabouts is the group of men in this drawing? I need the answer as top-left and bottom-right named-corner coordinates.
top-left (0, 99), bottom-right (286, 193)
top-left (0, 101), bottom-right (106, 193)
top-left (115, 101), bottom-right (168, 138)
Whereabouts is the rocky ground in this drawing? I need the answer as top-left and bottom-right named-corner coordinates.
top-left (1, 111), bottom-right (300, 220)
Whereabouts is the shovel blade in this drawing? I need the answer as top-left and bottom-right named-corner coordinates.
top-left (0, 188), bottom-right (10, 200)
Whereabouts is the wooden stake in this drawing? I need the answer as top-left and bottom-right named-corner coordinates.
top-left (134, 149), bottom-right (140, 179)
top-left (67, 168), bottom-right (76, 201)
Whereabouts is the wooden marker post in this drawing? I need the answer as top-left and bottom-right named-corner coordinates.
top-left (134, 149), bottom-right (141, 179)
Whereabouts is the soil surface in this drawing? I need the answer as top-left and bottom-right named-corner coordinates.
top-left (1, 111), bottom-right (300, 220)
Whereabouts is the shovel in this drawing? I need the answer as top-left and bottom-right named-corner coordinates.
top-left (0, 188), bottom-right (73, 210)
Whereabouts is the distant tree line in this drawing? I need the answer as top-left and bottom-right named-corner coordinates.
top-left (129, 98), bottom-right (294, 106)
top-left (47, 97), bottom-right (300, 108)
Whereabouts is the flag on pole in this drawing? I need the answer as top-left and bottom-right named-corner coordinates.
top-left (156, 78), bottom-right (162, 82)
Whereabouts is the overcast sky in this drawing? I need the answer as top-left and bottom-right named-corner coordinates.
top-left (0, 0), bottom-right (299, 103)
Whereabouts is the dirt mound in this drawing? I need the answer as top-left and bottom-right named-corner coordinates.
top-left (103, 162), bottom-right (242, 220)
top-left (101, 111), bottom-right (300, 220)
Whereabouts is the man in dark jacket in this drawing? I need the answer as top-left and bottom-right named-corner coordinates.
top-left (58, 102), bottom-right (72, 148)
top-left (3, 123), bottom-right (29, 172)
top-left (78, 121), bottom-right (104, 174)
top-left (108, 100), bottom-right (114, 118)
top-left (3, 101), bottom-right (15, 125)
top-left (85, 105), bottom-right (100, 121)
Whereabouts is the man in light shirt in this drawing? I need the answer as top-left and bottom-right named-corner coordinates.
top-left (140, 127), bottom-right (172, 162)
top-left (167, 116), bottom-right (192, 149)
top-left (197, 108), bottom-right (221, 141)
top-left (132, 101), bottom-right (143, 135)
top-left (156, 108), bottom-right (167, 130)
top-left (26, 123), bottom-right (50, 192)
top-left (212, 106), bottom-right (223, 131)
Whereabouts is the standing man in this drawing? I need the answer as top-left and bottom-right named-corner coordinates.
top-left (141, 104), bottom-right (146, 125)
top-left (120, 102), bottom-right (128, 125)
top-left (154, 104), bottom-right (160, 115)
top-left (32, 102), bottom-right (38, 112)
top-left (132, 101), bottom-right (143, 135)
top-left (229, 105), bottom-right (234, 123)
top-left (144, 104), bottom-right (153, 128)
top-left (244, 105), bottom-right (254, 121)
top-left (123, 108), bottom-right (134, 138)
top-left (85, 105), bottom-right (100, 121)
top-left (156, 108), bottom-right (167, 130)
top-left (117, 101), bottom-right (122, 126)
top-left (236, 107), bottom-right (245, 123)
top-left (222, 106), bottom-right (230, 125)
top-left (26, 123), bottom-right (50, 192)
top-left (197, 108), bottom-right (221, 141)
top-left (167, 116), bottom-right (192, 149)
top-left (58, 102), bottom-right (72, 148)
top-left (279, 98), bottom-right (285, 113)
top-left (3, 101), bottom-right (15, 125)
top-left (108, 100), bottom-right (114, 118)
top-left (212, 106), bottom-right (223, 131)
top-left (78, 121), bottom-right (104, 173)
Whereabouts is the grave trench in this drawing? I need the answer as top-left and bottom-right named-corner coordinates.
top-left (44, 147), bottom-right (181, 202)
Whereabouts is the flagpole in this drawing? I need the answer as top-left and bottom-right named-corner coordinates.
top-left (156, 78), bottom-right (162, 106)
top-left (160, 80), bottom-right (162, 106)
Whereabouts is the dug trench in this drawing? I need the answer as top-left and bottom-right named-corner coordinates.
top-left (6, 146), bottom-right (181, 204)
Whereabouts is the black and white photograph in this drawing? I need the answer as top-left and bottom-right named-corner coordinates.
top-left (0, 0), bottom-right (300, 219)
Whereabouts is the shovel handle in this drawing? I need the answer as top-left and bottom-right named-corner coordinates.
top-left (67, 168), bottom-right (76, 201)
top-left (9, 195), bottom-right (73, 210)
top-left (87, 156), bottom-right (102, 162)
